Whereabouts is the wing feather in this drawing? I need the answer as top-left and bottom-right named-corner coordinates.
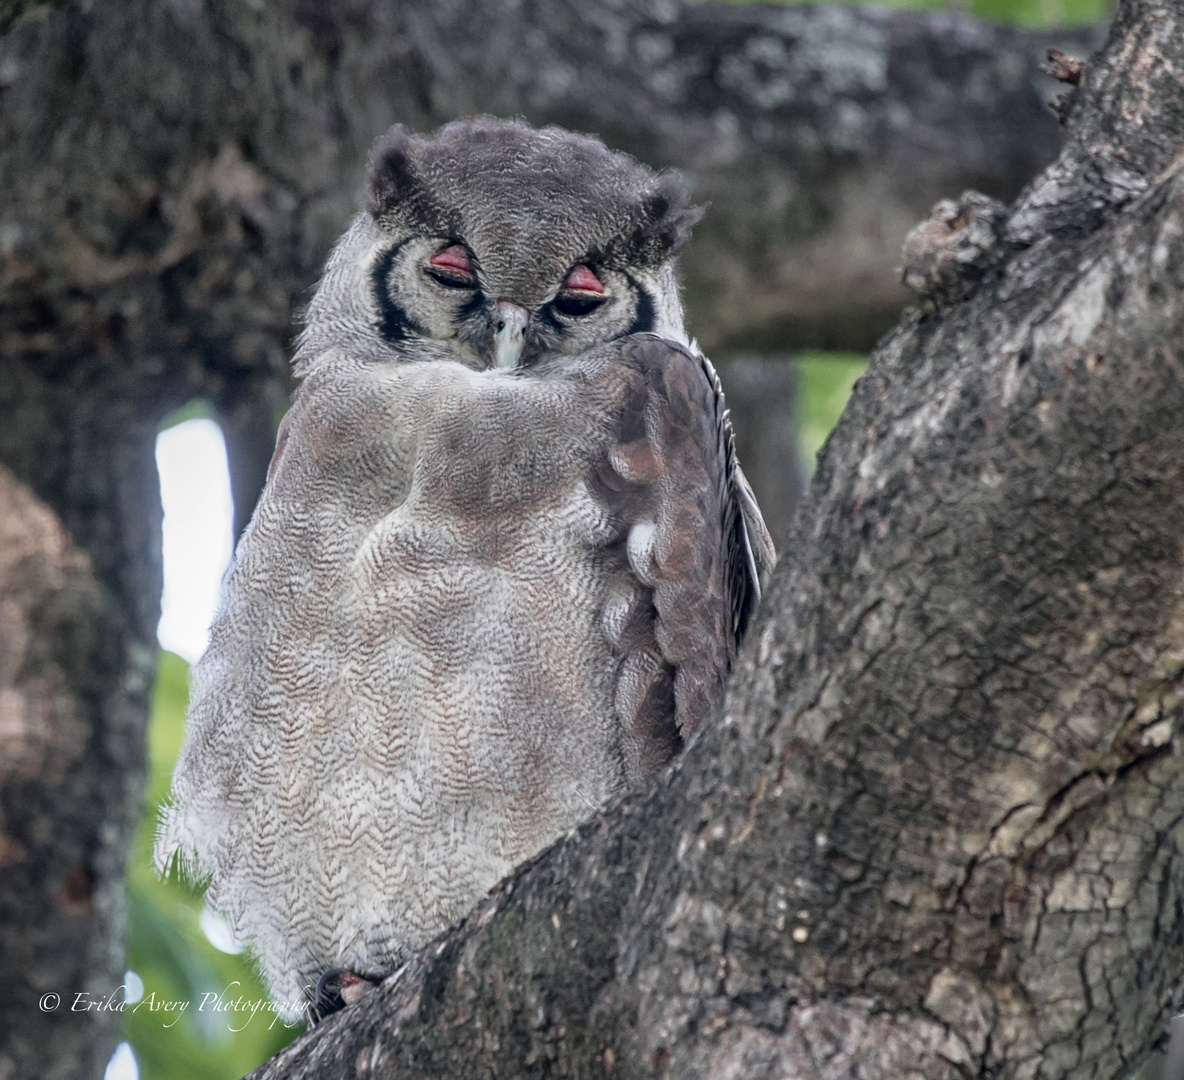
top-left (594, 335), bottom-right (776, 769)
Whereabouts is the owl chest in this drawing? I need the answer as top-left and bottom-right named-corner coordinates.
top-left (330, 409), bottom-right (623, 819)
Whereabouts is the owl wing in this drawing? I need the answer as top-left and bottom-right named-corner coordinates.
top-left (593, 334), bottom-right (776, 773)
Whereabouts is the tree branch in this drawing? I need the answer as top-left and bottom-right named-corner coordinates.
top-left (247, 1), bottom-right (1184, 1075)
top-left (0, 461), bottom-right (156, 1080)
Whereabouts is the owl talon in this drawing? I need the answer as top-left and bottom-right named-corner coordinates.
top-left (308, 968), bottom-right (383, 1024)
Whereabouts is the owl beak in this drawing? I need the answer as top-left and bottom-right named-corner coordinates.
top-left (493, 301), bottom-right (529, 369)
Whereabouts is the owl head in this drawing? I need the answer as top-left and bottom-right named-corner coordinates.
top-left (295, 117), bottom-right (703, 373)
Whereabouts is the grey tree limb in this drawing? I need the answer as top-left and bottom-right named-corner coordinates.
top-left (245, 1), bottom-right (1184, 1076)
top-left (0, 432), bottom-right (159, 1079)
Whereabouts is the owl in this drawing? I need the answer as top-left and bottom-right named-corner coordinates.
top-left (156, 117), bottom-right (775, 1021)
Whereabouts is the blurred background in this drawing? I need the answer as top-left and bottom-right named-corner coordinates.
top-left (109, 0), bottom-right (1108, 1077)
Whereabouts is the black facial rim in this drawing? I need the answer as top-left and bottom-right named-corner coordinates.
top-left (624, 273), bottom-right (656, 335)
top-left (372, 241), bottom-right (429, 343)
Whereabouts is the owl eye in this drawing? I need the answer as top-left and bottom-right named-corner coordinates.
top-left (552, 293), bottom-right (606, 318)
top-left (563, 266), bottom-right (604, 293)
top-left (552, 264), bottom-right (607, 318)
top-left (426, 245), bottom-right (477, 289)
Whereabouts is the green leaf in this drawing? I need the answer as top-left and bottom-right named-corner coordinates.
top-left (796, 353), bottom-right (868, 471)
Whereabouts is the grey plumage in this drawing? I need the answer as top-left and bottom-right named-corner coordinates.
top-left (156, 118), bottom-right (775, 1019)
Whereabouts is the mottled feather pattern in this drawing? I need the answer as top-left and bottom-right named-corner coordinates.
top-left (157, 118), bottom-right (774, 1020)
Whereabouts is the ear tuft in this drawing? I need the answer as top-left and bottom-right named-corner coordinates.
top-left (616, 174), bottom-right (704, 268)
top-left (366, 125), bottom-right (422, 225)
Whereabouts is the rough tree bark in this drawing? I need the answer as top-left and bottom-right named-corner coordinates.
top-left (0, 464), bottom-right (155, 1080)
top-left (242, 2), bottom-right (1184, 1077)
top-left (0, 2), bottom-right (1107, 1078)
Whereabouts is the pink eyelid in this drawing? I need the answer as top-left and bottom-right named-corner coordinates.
top-left (563, 266), bottom-right (604, 293)
top-left (429, 245), bottom-right (474, 274)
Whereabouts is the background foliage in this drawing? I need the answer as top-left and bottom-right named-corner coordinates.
top-left (734, 0), bottom-right (1110, 24)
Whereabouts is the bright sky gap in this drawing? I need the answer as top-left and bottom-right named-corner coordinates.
top-left (156, 418), bottom-right (235, 664)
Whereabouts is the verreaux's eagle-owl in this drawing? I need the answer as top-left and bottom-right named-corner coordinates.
top-left (156, 117), bottom-right (775, 1020)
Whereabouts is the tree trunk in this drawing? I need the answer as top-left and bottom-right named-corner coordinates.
top-left (0, 401), bottom-right (161, 1079)
top-left (245, 1), bottom-right (1184, 1076)
top-left (0, 1), bottom-right (1111, 1077)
